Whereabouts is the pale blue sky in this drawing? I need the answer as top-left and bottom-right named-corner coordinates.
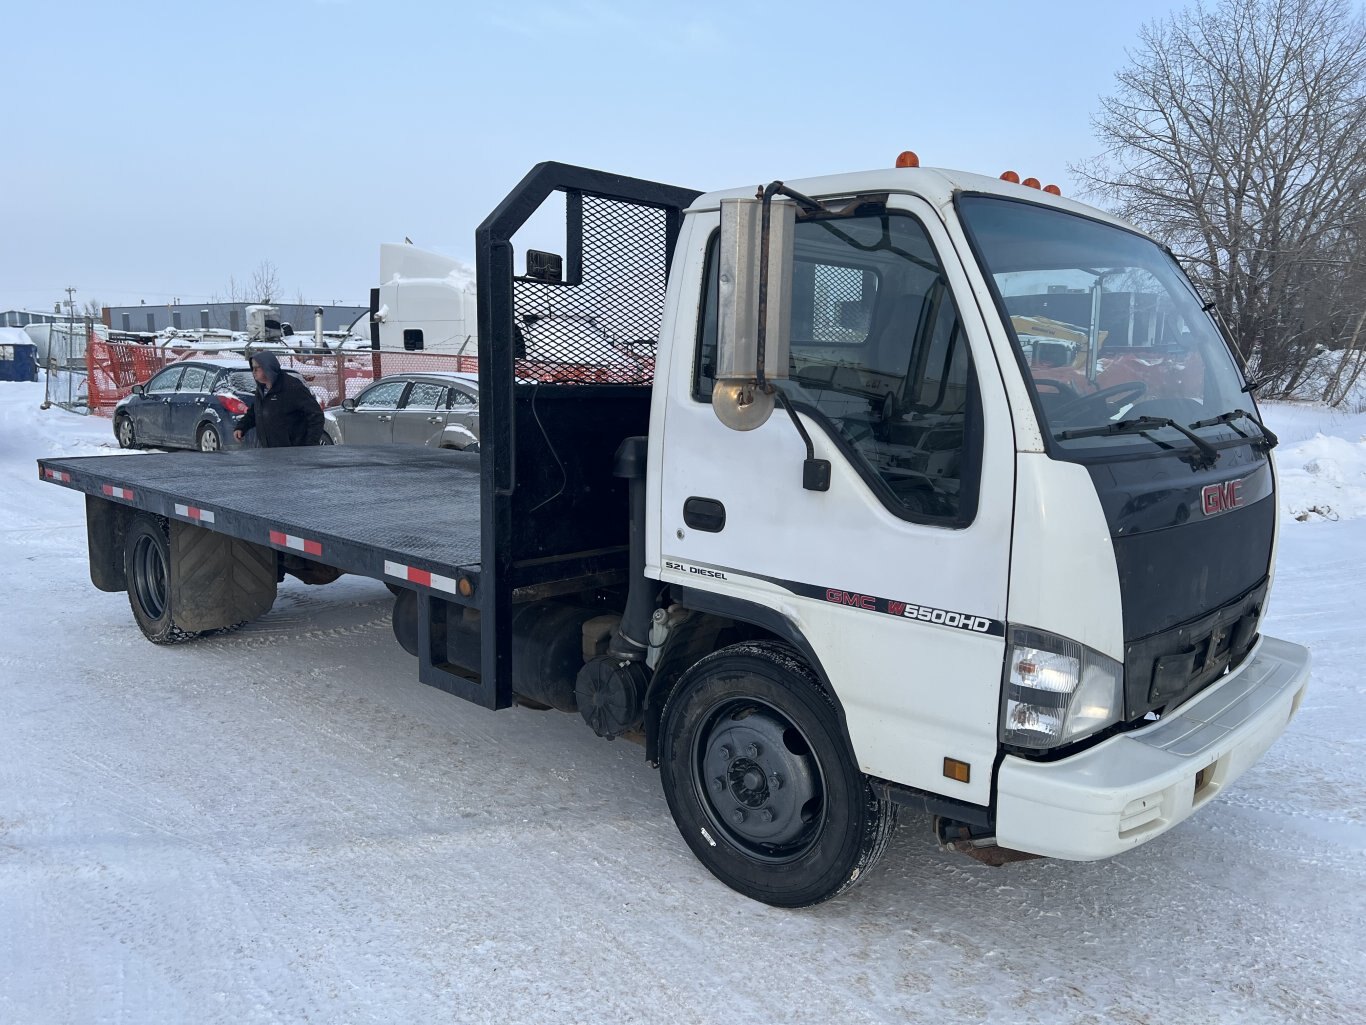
top-left (1, 0), bottom-right (1182, 313)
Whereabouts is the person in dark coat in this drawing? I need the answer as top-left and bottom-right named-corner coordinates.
top-left (233, 351), bottom-right (325, 447)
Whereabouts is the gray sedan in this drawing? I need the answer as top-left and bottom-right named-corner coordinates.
top-left (325, 372), bottom-right (479, 450)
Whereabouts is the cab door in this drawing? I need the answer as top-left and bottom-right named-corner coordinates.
top-left (650, 197), bottom-right (1016, 807)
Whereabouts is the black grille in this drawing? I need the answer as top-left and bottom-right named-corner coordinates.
top-left (1112, 495), bottom-right (1274, 641)
top-left (512, 195), bottom-right (672, 385)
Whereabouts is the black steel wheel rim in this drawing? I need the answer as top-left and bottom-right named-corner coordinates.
top-left (690, 696), bottom-right (826, 863)
top-left (131, 534), bottom-right (168, 620)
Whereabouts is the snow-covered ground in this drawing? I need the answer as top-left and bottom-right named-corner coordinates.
top-left (1, 381), bottom-right (1362, 1025)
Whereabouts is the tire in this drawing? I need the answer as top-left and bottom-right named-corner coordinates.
top-left (384, 581), bottom-right (404, 597)
top-left (659, 641), bottom-right (897, 908)
top-left (196, 423), bottom-right (222, 452)
top-left (123, 513), bottom-right (201, 644)
top-left (116, 415), bottom-right (136, 449)
top-left (317, 433), bottom-right (334, 446)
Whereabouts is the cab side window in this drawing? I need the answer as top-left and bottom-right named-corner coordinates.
top-left (695, 211), bottom-right (982, 525)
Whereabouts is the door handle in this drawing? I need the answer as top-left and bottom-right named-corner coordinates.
top-left (427, 416), bottom-right (443, 424)
top-left (684, 497), bottom-right (727, 533)
top-left (377, 414), bottom-right (392, 422)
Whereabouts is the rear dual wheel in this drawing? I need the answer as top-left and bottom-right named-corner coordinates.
top-left (124, 513), bottom-right (200, 644)
top-left (658, 641), bottom-right (897, 907)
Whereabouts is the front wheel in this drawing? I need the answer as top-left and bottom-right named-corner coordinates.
top-left (116, 415), bottom-right (136, 449)
top-left (658, 641), bottom-right (897, 907)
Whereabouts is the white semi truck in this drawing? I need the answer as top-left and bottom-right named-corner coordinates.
top-left (40, 158), bottom-right (1310, 906)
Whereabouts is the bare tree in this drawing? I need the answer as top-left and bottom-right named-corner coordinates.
top-left (1074, 0), bottom-right (1366, 401)
top-left (250, 260), bottom-right (281, 304)
top-left (81, 298), bottom-right (104, 320)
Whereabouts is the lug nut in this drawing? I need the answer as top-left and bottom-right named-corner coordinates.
top-left (760, 809), bottom-right (774, 823)
top-left (769, 772), bottom-right (783, 790)
top-left (718, 745), bottom-right (732, 761)
top-left (711, 776), bottom-right (725, 793)
top-left (730, 809), bottom-right (746, 825)
top-left (747, 743), bottom-right (761, 758)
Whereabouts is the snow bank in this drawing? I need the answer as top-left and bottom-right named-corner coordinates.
top-left (1261, 401), bottom-right (1366, 523)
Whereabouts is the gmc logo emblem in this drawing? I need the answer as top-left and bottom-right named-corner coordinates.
top-left (826, 588), bottom-right (876, 610)
top-left (1202, 479), bottom-right (1244, 516)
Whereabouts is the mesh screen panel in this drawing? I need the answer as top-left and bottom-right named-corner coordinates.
top-left (510, 195), bottom-right (670, 384)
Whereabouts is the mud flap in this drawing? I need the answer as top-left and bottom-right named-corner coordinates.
top-left (169, 519), bottom-right (278, 632)
top-left (86, 496), bottom-right (130, 592)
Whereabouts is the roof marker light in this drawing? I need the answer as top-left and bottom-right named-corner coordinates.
top-left (1044, 184), bottom-right (1062, 196)
top-left (895, 150), bottom-right (920, 168)
top-left (1022, 177), bottom-right (1042, 190)
top-left (1000, 170), bottom-right (1020, 184)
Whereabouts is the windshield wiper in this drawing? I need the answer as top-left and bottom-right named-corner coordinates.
top-left (1057, 416), bottom-right (1220, 470)
top-left (1188, 408), bottom-right (1279, 451)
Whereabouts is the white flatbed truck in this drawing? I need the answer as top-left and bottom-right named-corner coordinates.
top-left (39, 159), bottom-right (1311, 906)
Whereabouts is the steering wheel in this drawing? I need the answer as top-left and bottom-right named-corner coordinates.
top-left (1052, 381), bottom-right (1147, 420)
top-left (1033, 378), bottom-right (1079, 400)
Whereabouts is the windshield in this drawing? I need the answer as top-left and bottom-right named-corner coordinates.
top-left (958, 196), bottom-right (1249, 454)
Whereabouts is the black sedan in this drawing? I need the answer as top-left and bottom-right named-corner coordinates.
top-left (113, 359), bottom-right (329, 452)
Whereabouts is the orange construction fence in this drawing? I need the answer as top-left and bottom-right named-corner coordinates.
top-left (84, 335), bottom-right (483, 417)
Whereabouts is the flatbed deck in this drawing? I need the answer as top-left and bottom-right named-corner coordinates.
top-left (38, 446), bottom-right (484, 592)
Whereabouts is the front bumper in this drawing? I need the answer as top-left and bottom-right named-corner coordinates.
top-left (994, 634), bottom-right (1310, 861)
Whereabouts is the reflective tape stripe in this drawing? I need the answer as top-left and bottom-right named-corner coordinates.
top-left (269, 530), bottom-right (322, 556)
top-left (101, 484), bottom-right (134, 500)
top-left (383, 559), bottom-right (459, 594)
top-left (174, 503), bottom-right (215, 523)
top-left (42, 469), bottom-right (70, 482)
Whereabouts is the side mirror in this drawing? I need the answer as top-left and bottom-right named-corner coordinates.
top-left (131, 383), bottom-right (145, 396)
top-left (714, 196), bottom-right (794, 431)
top-left (342, 397), bottom-right (358, 411)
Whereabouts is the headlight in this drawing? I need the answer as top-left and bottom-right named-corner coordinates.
top-left (1001, 627), bottom-right (1123, 749)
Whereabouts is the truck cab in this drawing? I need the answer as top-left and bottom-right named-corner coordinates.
top-left (634, 160), bottom-right (1306, 896)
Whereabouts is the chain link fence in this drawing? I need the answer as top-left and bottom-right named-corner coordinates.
top-left (42, 321), bottom-right (95, 413)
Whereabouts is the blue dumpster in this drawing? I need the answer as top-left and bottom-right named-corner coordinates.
top-left (0, 341), bottom-right (39, 382)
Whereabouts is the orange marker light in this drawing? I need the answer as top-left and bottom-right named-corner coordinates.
top-left (1022, 177), bottom-right (1042, 190)
top-left (1000, 170), bottom-right (1020, 184)
top-left (1044, 184), bottom-right (1062, 196)
top-left (895, 150), bottom-right (920, 168)
top-left (943, 757), bottom-right (972, 784)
